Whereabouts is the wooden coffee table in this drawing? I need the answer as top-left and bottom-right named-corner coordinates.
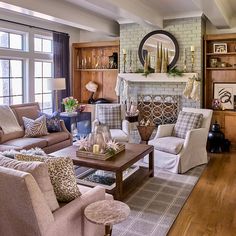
top-left (51, 143), bottom-right (154, 200)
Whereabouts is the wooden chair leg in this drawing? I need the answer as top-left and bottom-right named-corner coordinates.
top-left (105, 225), bottom-right (112, 236)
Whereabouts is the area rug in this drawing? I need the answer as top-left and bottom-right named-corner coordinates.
top-left (112, 165), bottom-right (205, 236)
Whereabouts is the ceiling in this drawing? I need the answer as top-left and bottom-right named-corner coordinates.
top-left (0, 0), bottom-right (236, 36)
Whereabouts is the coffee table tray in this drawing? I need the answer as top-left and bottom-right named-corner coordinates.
top-left (76, 143), bottom-right (125, 160)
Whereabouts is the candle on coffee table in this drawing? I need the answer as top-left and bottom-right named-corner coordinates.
top-left (93, 144), bottom-right (100, 154)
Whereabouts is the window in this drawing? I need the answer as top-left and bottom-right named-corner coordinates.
top-left (34, 61), bottom-right (53, 113)
top-left (0, 59), bottom-right (23, 104)
top-left (0, 24), bottom-right (53, 110)
top-left (34, 37), bottom-right (52, 53)
top-left (0, 31), bottom-right (23, 50)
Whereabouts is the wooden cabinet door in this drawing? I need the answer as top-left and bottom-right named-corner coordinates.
top-left (224, 114), bottom-right (236, 146)
top-left (102, 70), bottom-right (118, 102)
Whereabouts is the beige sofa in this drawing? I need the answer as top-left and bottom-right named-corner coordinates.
top-left (0, 103), bottom-right (72, 153)
top-left (0, 157), bottom-right (112, 236)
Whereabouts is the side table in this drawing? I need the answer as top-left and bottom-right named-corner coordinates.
top-left (84, 200), bottom-right (130, 236)
top-left (137, 125), bottom-right (155, 144)
top-left (60, 112), bottom-right (91, 137)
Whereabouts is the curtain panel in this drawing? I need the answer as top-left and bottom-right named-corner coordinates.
top-left (53, 32), bottom-right (70, 111)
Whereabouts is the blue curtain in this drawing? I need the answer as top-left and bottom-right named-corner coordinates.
top-left (53, 32), bottom-right (70, 111)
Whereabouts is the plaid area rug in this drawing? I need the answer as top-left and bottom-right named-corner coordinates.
top-left (112, 165), bottom-right (205, 236)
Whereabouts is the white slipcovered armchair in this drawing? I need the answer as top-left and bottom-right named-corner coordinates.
top-left (146, 107), bottom-right (213, 173)
top-left (92, 103), bottom-right (131, 142)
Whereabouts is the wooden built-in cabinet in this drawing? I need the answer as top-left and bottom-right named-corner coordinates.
top-left (204, 34), bottom-right (236, 149)
top-left (72, 41), bottom-right (119, 104)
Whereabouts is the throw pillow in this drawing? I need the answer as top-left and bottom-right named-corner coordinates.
top-left (172, 111), bottom-right (203, 139)
top-left (23, 115), bottom-right (48, 137)
top-left (0, 155), bottom-right (59, 211)
top-left (97, 105), bottom-right (122, 129)
top-left (38, 111), bottom-right (62, 133)
top-left (16, 154), bottom-right (81, 202)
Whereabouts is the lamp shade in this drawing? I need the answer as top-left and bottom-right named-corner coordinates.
top-left (85, 81), bottom-right (98, 93)
top-left (48, 78), bottom-right (66, 91)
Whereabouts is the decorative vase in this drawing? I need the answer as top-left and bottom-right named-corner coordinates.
top-left (155, 43), bottom-right (161, 73)
top-left (65, 106), bottom-right (75, 113)
top-left (208, 122), bottom-right (225, 153)
top-left (161, 48), bottom-right (167, 73)
top-left (144, 54), bottom-right (149, 73)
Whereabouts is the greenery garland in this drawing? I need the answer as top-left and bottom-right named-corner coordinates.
top-left (167, 66), bottom-right (184, 77)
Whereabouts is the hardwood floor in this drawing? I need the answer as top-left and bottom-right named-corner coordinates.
top-left (168, 150), bottom-right (236, 236)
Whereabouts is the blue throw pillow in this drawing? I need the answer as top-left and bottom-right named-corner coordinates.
top-left (38, 111), bottom-right (62, 133)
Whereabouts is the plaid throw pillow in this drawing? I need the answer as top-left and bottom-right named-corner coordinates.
top-left (172, 111), bottom-right (203, 139)
top-left (97, 105), bottom-right (122, 129)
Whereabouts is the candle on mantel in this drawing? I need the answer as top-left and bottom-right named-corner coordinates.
top-left (190, 46), bottom-right (195, 52)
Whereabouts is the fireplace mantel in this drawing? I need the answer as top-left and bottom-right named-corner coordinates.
top-left (117, 72), bottom-right (197, 84)
top-left (115, 73), bottom-right (198, 105)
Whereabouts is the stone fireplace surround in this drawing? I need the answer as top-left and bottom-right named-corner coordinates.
top-left (115, 73), bottom-right (198, 125)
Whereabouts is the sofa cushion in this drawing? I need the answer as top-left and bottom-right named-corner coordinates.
top-left (0, 129), bottom-right (24, 144)
top-left (172, 111), bottom-right (203, 139)
top-left (38, 111), bottom-right (62, 133)
top-left (10, 104), bottom-right (39, 126)
top-left (97, 105), bottom-right (122, 129)
top-left (16, 154), bottom-right (81, 202)
top-left (40, 132), bottom-right (70, 146)
top-left (149, 136), bottom-right (185, 155)
top-left (23, 115), bottom-right (49, 137)
top-left (0, 155), bottom-right (59, 211)
top-left (3, 137), bottom-right (48, 149)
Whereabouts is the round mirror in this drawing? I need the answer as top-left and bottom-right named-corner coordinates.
top-left (138, 30), bottom-right (179, 71)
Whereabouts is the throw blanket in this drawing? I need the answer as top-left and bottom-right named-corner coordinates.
top-left (0, 105), bottom-right (22, 134)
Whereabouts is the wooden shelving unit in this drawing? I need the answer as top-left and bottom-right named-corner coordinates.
top-left (204, 33), bottom-right (236, 148)
top-left (72, 40), bottom-right (119, 104)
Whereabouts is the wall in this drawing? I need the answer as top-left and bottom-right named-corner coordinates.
top-left (120, 17), bottom-right (206, 108)
top-left (79, 29), bottom-right (119, 42)
top-left (0, 10), bottom-right (81, 47)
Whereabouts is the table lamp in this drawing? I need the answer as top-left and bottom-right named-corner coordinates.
top-left (47, 78), bottom-right (66, 111)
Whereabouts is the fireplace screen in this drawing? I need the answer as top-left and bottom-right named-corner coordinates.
top-left (137, 94), bottom-right (180, 126)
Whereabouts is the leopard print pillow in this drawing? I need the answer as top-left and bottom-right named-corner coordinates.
top-left (16, 154), bottom-right (81, 202)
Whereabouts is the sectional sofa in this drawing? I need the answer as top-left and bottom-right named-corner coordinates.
top-left (0, 103), bottom-right (72, 153)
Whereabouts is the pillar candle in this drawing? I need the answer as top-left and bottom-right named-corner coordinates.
top-left (93, 144), bottom-right (100, 154)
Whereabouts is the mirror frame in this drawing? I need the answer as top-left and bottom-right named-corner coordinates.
top-left (138, 30), bottom-right (179, 70)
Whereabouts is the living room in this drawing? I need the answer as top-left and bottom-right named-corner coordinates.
top-left (0, 0), bottom-right (236, 235)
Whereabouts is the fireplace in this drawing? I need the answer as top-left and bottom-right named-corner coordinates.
top-left (137, 94), bottom-right (180, 125)
top-left (115, 72), bottom-right (199, 124)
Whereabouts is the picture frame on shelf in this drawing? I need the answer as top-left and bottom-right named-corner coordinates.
top-left (213, 43), bottom-right (227, 53)
top-left (213, 82), bottom-right (236, 110)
